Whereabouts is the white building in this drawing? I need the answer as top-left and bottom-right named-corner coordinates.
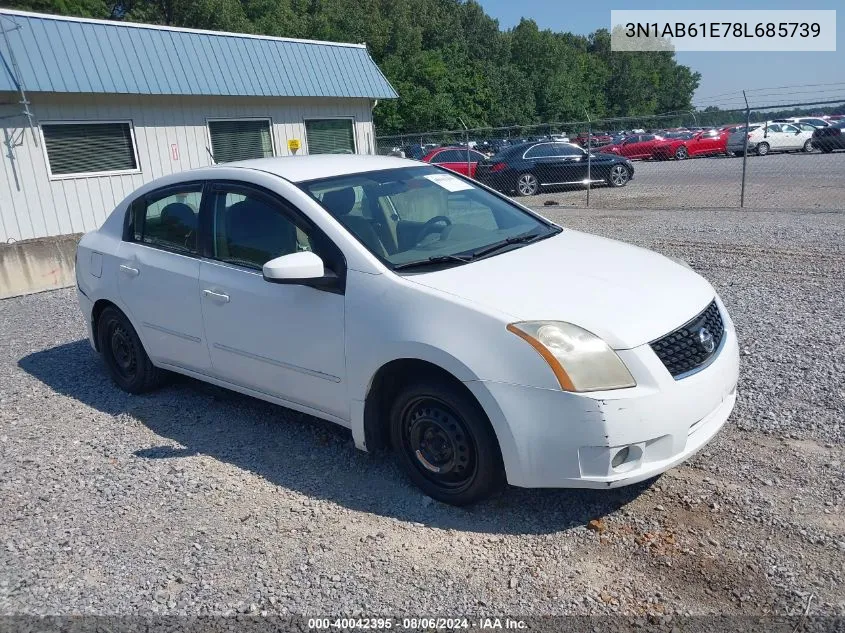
top-left (0, 9), bottom-right (397, 243)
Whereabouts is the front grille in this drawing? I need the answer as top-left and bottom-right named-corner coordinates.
top-left (650, 300), bottom-right (724, 378)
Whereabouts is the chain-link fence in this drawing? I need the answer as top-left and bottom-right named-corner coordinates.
top-left (375, 101), bottom-right (845, 210)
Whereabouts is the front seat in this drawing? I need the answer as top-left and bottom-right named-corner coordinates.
top-left (321, 188), bottom-right (388, 258)
top-left (160, 202), bottom-right (197, 248)
top-left (225, 200), bottom-right (296, 266)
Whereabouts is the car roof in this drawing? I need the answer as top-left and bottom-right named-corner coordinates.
top-left (224, 155), bottom-right (416, 182)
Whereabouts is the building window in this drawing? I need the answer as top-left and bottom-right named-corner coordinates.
top-left (208, 119), bottom-right (274, 163)
top-left (41, 122), bottom-right (139, 177)
top-left (305, 119), bottom-right (356, 154)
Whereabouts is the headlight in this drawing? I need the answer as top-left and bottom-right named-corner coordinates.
top-left (507, 321), bottom-right (636, 392)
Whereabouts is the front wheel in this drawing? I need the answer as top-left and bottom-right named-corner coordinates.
top-left (97, 306), bottom-right (165, 394)
top-left (607, 164), bottom-right (631, 187)
top-left (515, 172), bottom-right (539, 196)
top-left (674, 146), bottom-right (688, 160)
top-left (756, 142), bottom-right (770, 156)
top-left (390, 379), bottom-right (504, 506)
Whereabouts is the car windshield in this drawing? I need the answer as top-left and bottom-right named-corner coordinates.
top-left (300, 166), bottom-right (559, 270)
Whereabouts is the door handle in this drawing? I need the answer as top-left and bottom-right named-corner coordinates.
top-left (119, 264), bottom-right (139, 277)
top-left (202, 289), bottom-right (230, 303)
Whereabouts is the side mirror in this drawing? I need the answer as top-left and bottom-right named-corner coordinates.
top-left (263, 251), bottom-right (342, 292)
top-left (263, 251), bottom-right (324, 281)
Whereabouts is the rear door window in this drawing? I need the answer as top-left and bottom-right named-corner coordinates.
top-left (129, 184), bottom-right (203, 254)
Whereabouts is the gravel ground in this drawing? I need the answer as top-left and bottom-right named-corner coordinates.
top-left (1, 206), bottom-right (843, 617)
top-left (524, 151), bottom-right (845, 210)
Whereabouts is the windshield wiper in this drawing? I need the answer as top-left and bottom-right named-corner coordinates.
top-left (466, 229), bottom-right (552, 260)
top-left (393, 253), bottom-right (473, 271)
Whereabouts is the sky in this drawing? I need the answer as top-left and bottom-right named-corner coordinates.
top-left (477, 0), bottom-right (844, 111)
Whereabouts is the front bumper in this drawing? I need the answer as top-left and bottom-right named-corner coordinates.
top-left (466, 308), bottom-right (740, 489)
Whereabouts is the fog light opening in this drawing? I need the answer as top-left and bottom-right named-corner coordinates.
top-left (611, 446), bottom-right (630, 469)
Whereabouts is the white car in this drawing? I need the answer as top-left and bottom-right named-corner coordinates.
top-left (75, 156), bottom-right (739, 505)
top-left (745, 121), bottom-right (815, 155)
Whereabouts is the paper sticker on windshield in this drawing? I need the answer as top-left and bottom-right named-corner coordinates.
top-left (424, 173), bottom-right (474, 192)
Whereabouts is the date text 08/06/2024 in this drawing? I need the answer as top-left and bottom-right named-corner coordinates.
top-left (307, 617), bottom-right (528, 630)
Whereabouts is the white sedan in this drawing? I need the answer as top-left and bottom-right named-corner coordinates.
top-left (746, 121), bottom-right (815, 155)
top-left (75, 156), bottom-right (739, 505)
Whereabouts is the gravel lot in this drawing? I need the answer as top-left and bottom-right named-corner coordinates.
top-left (1, 206), bottom-right (843, 618)
top-left (528, 151), bottom-right (845, 210)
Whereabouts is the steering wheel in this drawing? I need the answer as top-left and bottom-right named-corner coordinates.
top-left (416, 215), bottom-right (452, 242)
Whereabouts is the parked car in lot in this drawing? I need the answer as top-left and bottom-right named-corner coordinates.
top-left (773, 117), bottom-right (830, 128)
top-left (651, 128), bottom-right (728, 160)
top-left (728, 121), bottom-right (814, 156)
top-left (475, 141), bottom-right (634, 195)
top-left (75, 155), bottom-right (737, 505)
top-left (423, 146), bottom-right (487, 178)
top-left (811, 120), bottom-right (845, 152)
top-left (599, 134), bottom-right (664, 160)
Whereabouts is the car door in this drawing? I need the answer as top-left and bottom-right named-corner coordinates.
top-left (197, 181), bottom-right (348, 419)
top-left (522, 143), bottom-right (560, 185)
top-left (432, 149), bottom-right (484, 178)
top-left (634, 135), bottom-right (659, 158)
top-left (550, 143), bottom-right (589, 182)
top-left (690, 130), bottom-right (720, 156)
top-left (618, 136), bottom-right (641, 158)
top-left (779, 124), bottom-right (804, 149)
top-left (118, 182), bottom-right (212, 372)
top-left (762, 123), bottom-right (785, 149)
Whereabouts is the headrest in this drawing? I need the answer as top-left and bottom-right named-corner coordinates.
top-left (160, 202), bottom-right (196, 229)
top-left (321, 187), bottom-right (356, 217)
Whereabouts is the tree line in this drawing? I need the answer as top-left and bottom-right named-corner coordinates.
top-left (5, 0), bottom-right (703, 134)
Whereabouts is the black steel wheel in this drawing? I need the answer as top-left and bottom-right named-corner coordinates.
top-left (390, 379), bottom-right (504, 505)
top-left (97, 306), bottom-right (165, 394)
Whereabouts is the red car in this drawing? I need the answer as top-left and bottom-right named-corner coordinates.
top-left (650, 129), bottom-right (728, 160)
top-left (599, 133), bottom-right (664, 159)
top-left (422, 146), bottom-right (487, 178)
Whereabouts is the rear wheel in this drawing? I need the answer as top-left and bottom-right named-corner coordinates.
top-left (516, 173), bottom-right (539, 196)
top-left (97, 306), bottom-right (165, 394)
top-left (803, 139), bottom-right (814, 153)
top-left (674, 146), bottom-right (688, 160)
top-left (756, 142), bottom-right (770, 156)
top-left (606, 164), bottom-right (631, 187)
top-left (390, 379), bottom-right (504, 506)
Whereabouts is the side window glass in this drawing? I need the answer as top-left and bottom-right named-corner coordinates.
top-left (211, 188), bottom-right (314, 269)
top-left (433, 150), bottom-right (460, 162)
top-left (131, 186), bottom-right (201, 253)
top-left (767, 124), bottom-right (781, 133)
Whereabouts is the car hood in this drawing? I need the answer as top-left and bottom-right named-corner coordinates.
top-left (407, 231), bottom-right (715, 349)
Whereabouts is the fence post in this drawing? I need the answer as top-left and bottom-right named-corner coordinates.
top-left (740, 90), bottom-right (750, 208)
top-left (585, 111), bottom-right (592, 208)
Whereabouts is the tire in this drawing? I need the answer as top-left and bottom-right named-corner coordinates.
top-left (820, 146), bottom-right (833, 153)
top-left (389, 378), bottom-right (505, 506)
top-left (756, 142), bottom-right (769, 156)
top-left (674, 146), bottom-right (688, 160)
top-left (732, 151), bottom-right (744, 157)
top-left (515, 172), bottom-right (539, 196)
top-left (803, 139), bottom-right (814, 153)
top-left (97, 306), bottom-right (165, 394)
top-left (606, 164), bottom-right (631, 187)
